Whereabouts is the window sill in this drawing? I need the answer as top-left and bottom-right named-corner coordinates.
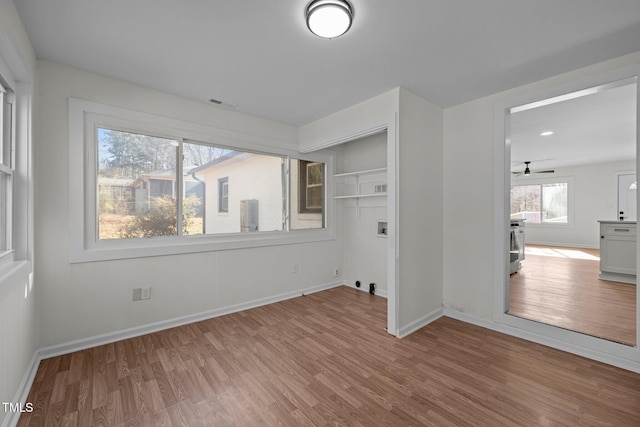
top-left (70, 229), bottom-right (336, 263)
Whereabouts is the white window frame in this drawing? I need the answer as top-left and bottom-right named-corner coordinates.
top-left (0, 81), bottom-right (14, 259)
top-left (69, 98), bottom-right (335, 263)
top-left (0, 51), bottom-right (31, 286)
top-left (510, 175), bottom-right (574, 227)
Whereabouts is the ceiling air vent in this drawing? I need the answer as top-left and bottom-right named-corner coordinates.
top-left (208, 98), bottom-right (237, 110)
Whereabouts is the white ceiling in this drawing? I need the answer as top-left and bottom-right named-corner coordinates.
top-left (510, 81), bottom-right (637, 172)
top-left (14, 0), bottom-right (640, 127)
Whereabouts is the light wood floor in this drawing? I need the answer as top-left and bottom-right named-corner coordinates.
top-left (509, 245), bottom-right (636, 346)
top-left (19, 286), bottom-right (640, 426)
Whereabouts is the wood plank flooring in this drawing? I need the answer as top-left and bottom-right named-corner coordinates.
top-left (509, 245), bottom-right (636, 346)
top-left (19, 286), bottom-right (640, 426)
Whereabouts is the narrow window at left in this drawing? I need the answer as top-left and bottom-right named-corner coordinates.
top-left (0, 80), bottom-right (14, 254)
top-left (97, 127), bottom-right (179, 239)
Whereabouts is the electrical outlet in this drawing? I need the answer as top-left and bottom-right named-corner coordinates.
top-left (132, 288), bottom-right (142, 301)
top-left (141, 286), bottom-right (151, 300)
top-left (333, 268), bottom-right (339, 277)
top-left (292, 263), bottom-right (299, 274)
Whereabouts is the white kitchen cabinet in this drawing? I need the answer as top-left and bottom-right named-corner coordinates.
top-left (599, 221), bottom-right (636, 284)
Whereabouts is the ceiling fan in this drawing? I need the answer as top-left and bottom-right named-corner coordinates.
top-left (512, 161), bottom-right (555, 177)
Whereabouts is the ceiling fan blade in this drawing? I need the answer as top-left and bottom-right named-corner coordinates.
top-left (534, 170), bottom-right (555, 174)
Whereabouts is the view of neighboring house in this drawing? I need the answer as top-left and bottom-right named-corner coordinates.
top-left (189, 151), bottom-right (324, 234)
top-left (98, 168), bottom-right (204, 215)
top-left (97, 149), bottom-right (327, 237)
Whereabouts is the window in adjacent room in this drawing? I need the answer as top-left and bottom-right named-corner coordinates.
top-left (510, 179), bottom-right (571, 224)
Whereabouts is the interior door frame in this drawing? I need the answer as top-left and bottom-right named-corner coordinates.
top-left (493, 64), bottom-right (640, 371)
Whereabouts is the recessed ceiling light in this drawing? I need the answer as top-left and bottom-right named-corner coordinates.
top-left (540, 131), bottom-right (554, 136)
top-left (306, 0), bottom-right (354, 39)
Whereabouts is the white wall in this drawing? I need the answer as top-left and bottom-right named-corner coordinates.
top-left (397, 89), bottom-right (444, 330)
top-left (443, 51), bottom-right (640, 321)
top-left (34, 60), bottom-right (343, 348)
top-left (336, 132), bottom-right (388, 294)
top-left (513, 160), bottom-right (635, 248)
top-left (299, 87), bottom-right (444, 336)
top-left (0, 2), bottom-right (36, 426)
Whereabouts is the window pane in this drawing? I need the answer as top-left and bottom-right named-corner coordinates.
top-left (187, 142), bottom-right (285, 234)
top-left (1, 89), bottom-right (8, 168)
top-left (542, 183), bottom-right (568, 223)
top-left (510, 184), bottom-right (541, 223)
top-left (97, 128), bottom-right (178, 239)
top-left (291, 159), bottom-right (325, 229)
top-left (0, 173), bottom-right (6, 252)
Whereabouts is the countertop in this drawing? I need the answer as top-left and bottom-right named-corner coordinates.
top-left (598, 220), bottom-right (637, 224)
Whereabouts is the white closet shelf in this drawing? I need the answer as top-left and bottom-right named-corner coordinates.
top-left (333, 167), bottom-right (387, 178)
top-left (334, 193), bottom-right (387, 199)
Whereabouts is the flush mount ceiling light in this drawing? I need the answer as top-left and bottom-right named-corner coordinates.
top-left (306, 0), bottom-right (353, 39)
top-left (540, 131), bottom-right (554, 136)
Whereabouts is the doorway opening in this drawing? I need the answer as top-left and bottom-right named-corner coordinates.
top-left (495, 66), bottom-right (639, 358)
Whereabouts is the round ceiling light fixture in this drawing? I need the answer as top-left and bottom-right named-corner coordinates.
top-left (306, 0), bottom-right (353, 39)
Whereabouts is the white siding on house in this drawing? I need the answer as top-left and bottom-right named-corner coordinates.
top-left (199, 153), bottom-right (284, 234)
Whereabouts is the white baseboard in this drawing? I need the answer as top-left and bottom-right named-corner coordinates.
top-left (598, 271), bottom-right (636, 284)
top-left (39, 280), bottom-right (343, 359)
top-left (443, 309), bottom-right (640, 374)
top-left (398, 307), bottom-right (444, 338)
top-left (525, 241), bottom-right (599, 249)
top-left (2, 352), bottom-right (39, 427)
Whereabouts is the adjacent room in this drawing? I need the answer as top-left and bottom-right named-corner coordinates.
top-left (507, 79), bottom-right (637, 346)
top-left (1, 1), bottom-right (640, 426)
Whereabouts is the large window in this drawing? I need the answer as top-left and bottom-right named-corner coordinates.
top-left (511, 180), bottom-right (570, 224)
top-left (96, 128), bottom-right (307, 239)
top-left (69, 99), bottom-right (332, 261)
top-left (0, 79), bottom-right (14, 255)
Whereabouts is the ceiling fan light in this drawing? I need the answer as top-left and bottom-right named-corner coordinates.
top-left (524, 166), bottom-right (531, 176)
top-left (306, 0), bottom-right (353, 38)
